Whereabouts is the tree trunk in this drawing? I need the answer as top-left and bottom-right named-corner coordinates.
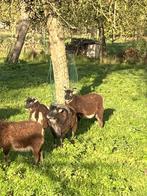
top-left (6, 2), bottom-right (30, 64)
top-left (98, 17), bottom-right (107, 63)
top-left (47, 16), bottom-right (69, 104)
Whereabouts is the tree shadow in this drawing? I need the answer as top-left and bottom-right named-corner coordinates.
top-left (79, 63), bottom-right (145, 94)
top-left (0, 61), bottom-right (49, 91)
top-left (0, 56), bottom-right (146, 98)
top-left (0, 108), bottom-right (21, 120)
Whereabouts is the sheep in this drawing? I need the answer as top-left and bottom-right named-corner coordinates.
top-left (25, 97), bottom-right (50, 128)
top-left (47, 104), bottom-right (77, 146)
top-left (0, 120), bottom-right (44, 164)
top-left (64, 88), bottom-right (104, 127)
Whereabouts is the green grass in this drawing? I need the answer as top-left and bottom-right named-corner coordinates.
top-left (0, 57), bottom-right (147, 196)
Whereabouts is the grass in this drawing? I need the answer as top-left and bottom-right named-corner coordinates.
top-left (0, 56), bottom-right (147, 196)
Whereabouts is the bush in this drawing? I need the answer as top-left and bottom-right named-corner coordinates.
top-left (132, 38), bottom-right (147, 56)
top-left (115, 38), bottom-right (147, 64)
top-left (123, 47), bottom-right (140, 64)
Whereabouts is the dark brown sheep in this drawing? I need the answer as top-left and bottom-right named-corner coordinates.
top-left (25, 97), bottom-right (50, 128)
top-left (64, 89), bottom-right (104, 127)
top-left (0, 120), bottom-right (44, 163)
top-left (47, 104), bottom-right (77, 146)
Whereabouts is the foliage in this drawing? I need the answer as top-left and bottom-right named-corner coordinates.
top-left (106, 39), bottom-right (147, 64)
top-left (131, 38), bottom-right (147, 58)
top-left (0, 52), bottom-right (147, 195)
top-left (0, 0), bottom-right (147, 40)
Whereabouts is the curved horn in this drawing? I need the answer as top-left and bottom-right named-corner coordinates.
top-left (56, 104), bottom-right (71, 114)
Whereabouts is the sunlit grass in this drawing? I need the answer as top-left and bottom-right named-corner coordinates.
top-left (0, 57), bottom-right (147, 195)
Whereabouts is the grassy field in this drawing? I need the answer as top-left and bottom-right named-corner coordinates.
top-left (0, 56), bottom-right (147, 195)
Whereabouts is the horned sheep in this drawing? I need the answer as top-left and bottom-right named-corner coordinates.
top-left (47, 104), bottom-right (77, 146)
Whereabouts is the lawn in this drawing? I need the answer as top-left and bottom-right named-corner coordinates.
top-left (0, 56), bottom-right (147, 196)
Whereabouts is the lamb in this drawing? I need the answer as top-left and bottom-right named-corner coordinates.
top-left (47, 104), bottom-right (77, 146)
top-left (25, 97), bottom-right (50, 128)
top-left (0, 120), bottom-right (44, 163)
top-left (64, 88), bottom-right (104, 127)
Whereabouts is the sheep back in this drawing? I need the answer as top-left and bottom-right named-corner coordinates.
top-left (0, 121), bottom-right (44, 151)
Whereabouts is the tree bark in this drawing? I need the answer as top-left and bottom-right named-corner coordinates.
top-left (98, 17), bottom-right (107, 63)
top-left (47, 16), bottom-right (69, 104)
top-left (6, 2), bottom-right (30, 64)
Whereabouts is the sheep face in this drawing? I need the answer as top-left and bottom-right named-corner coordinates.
top-left (64, 89), bottom-right (74, 103)
top-left (46, 104), bottom-right (77, 146)
top-left (47, 105), bottom-right (65, 123)
top-left (25, 97), bottom-right (38, 110)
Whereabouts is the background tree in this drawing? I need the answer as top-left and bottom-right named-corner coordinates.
top-left (6, 0), bottom-right (30, 64)
top-left (0, 0), bottom-right (146, 103)
top-left (42, 1), bottom-right (70, 104)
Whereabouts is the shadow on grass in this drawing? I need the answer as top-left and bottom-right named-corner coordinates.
top-left (0, 108), bottom-right (21, 120)
top-left (0, 57), bottom-right (146, 100)
top-left (0, 61), bottom-right (49, 90)
top-left (104, 108), bottom-right (115, 126)
top-left (77, 118), bottom-right (95, 136)
top-left (76, 108), bottom-right (115, 136)
top-left (79, 63), bottom-right (147, 94)
top-left (0, 151), bottom-right (138, 196)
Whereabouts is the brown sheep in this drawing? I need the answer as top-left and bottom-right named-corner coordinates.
top-left (25, 97), bottom-right (50, 128)
top-left (0, 120), bottom-right (44, 163)
top-left (64, 89), bottom-right (104, 127)
top-left (47, 104), bottom-right (77, 146)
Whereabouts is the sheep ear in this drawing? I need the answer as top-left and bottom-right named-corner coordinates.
top-left (73, 88), bottom-right (77, 94)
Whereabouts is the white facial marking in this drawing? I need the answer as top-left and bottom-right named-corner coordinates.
top-left (49, 118), bottom-right (57, 124)
top-left (51, 124), bottom-right (61, 136)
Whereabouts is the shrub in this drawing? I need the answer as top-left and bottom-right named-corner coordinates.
top-left (123, 47), bottom-right (140, 64)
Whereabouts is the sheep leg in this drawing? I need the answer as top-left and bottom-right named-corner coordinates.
top-left (39, 150), bottom-right (43, 163)
top-left (96, 108), bottom-right (104, 128)
top-left (3, 148), bottom-right (10, 162)
top-left (59, 137), bottom-right (63, 147)
top-left (32, 141), bottom-right (43, 164)
top-left (33, 149), bottom-right (41, 164)
top-left (71, 118), bottom-right (78, 143)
